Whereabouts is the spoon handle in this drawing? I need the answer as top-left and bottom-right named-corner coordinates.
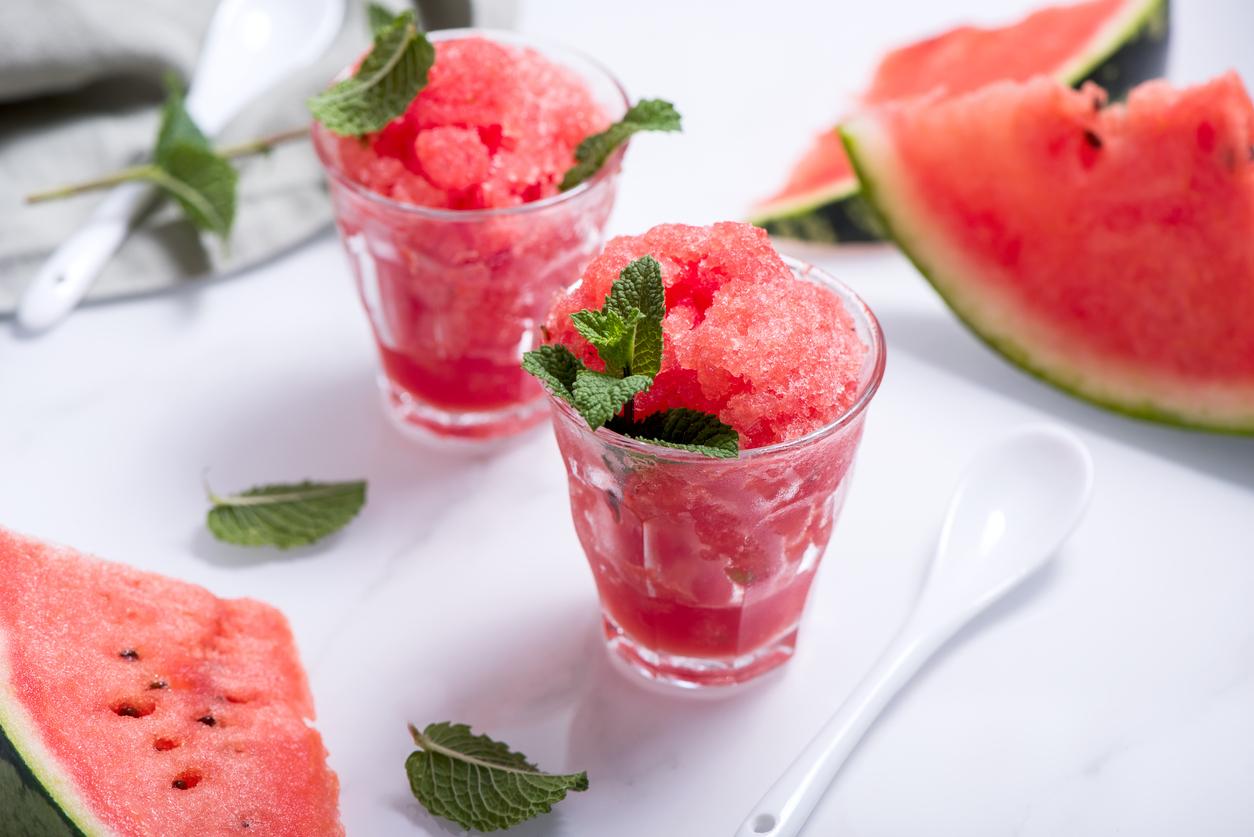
top-left (735, 616), bottom-right (958, 837)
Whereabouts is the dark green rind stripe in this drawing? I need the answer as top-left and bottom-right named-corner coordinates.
top-left (840, 126), bottom-right (1254, 436)
top-left (756, 0), bottom-right (1171, 244)
top-left (754, 186), bottom-right (883, 244)
top-left (1074, 0), bottom-right (1169, 101)
top-left (0, 724), bottom-right (84, 837)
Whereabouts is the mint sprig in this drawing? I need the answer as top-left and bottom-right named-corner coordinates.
top-left (406, 722), bottom-right (588, 832)
top-left (205, 479), bottom-right (367, 549)
top-left (308, 11), bottom-right (434, 137)
top-left (610, 408), bottom-right (739, 459)
top-left (523, 255), bottom-right (739, 458)
top-left (560, 99), bottom-right (682, 191)
top-left (366, 1), bottom-right (398, 35)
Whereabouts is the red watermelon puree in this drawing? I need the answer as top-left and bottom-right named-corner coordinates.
top-left (546, 223), bottom-right (885, 687)
top-left (312, 31), bottom-right (628, 440)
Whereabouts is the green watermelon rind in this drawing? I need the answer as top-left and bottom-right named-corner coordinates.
top-left (0, 637), bottom-right (100, 836)
top-left (748, 176), bottom-right (883, 244)
top-left (753, 0), bottom-right (1170, 244)
top-left (839, 117), bottom-right (1254, 435)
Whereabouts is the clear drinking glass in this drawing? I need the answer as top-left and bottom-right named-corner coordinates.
top-left (312, 30), bottom-right (629, 440)
top-left (550, 259), bottom-right (886, 688)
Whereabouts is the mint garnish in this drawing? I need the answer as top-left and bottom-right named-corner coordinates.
top-left (406, 722), bottom-right (588, 833)
top-left (366, 1), bottom-right (398, 35)
top-left (206, 479), bottom-right (367, 548)
top-left (523, 255), bottom-right (739, 458)
top-left (308, 10), bottom-right (434, 137)
top-left (146, 81), bottom-right (239, 238)
top-left (521, 344), bottom-right (581, 405)
top-left (572, 370), bottom-right (653, 429)
top-left (560, 99), bottom-right (682, 191)
top-left (611, 408), bottom-right (740, 459)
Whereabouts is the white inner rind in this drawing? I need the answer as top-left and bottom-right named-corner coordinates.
top-left (0, 626), bottom-right (113, 836)
top-left (843, 115), bottom-right (1254, 430)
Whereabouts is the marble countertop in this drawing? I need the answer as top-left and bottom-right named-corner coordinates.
top-left (3, 1), bottom-right (1253, 834)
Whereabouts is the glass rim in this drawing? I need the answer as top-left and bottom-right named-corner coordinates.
top-left (310, 27), bottom-right (632, 221)
top-left (550, 255), bottom-right (887, 462)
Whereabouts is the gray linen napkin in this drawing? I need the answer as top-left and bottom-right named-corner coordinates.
top-left (0, 0), bottom-right (373, 316)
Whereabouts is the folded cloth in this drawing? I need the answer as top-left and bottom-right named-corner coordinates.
top-left (0, 0), bottom-right (373, 316)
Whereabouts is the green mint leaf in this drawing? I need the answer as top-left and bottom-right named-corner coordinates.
top-left (406, 723), bottom-right (588, 833)
top-left (521, 344), bottom-right (584, 404)
top-left (206, 480), bottom-right (367, 548)
top-left (145, 79), bottom-right (237, 239)
top-left (560, 98), bottom-right (682, 191)
top-left (366, 1), bottom-right (398, 35)
top-left (604, 255), bottom-right (665, 376)
top-left (146, 145), bottom-right (237, 238)
top-left (572, 369), bottom-right (652, 429)
top-left (617, 408), bottom-right (740, 459)
top-left (308, 11), bottom-right (434, 136)
top-left (569, 307), bottom-right (642, 377)
top-left (155, 76), bottom-right (210, 159)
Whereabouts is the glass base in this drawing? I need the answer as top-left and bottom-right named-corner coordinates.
top-left (602, 615), bottom-right (797, 690)
top-left (379, 376), bottom-right (548, 442)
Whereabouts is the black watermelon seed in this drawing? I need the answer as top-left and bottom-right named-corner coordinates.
top-left (1083, 130), bottom-right (1103, 149)
top-left (149, 679), bottom-right (169, 690)
top-left (119, 649), bottom-right (140, 661)
top-left (198, 715), bottom-right (217, 727)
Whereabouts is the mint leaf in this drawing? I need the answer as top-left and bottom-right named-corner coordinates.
top-left (145, 80), bottom-right (237, 239)
top-left (521, 344), bottom-right (584, 404)
top-left (569, 307), bottom-right (641, 377)
top-left (155, 76), bottom-right (209, 158)
top-left (206, 480), bottom-right (367, 548)
top-left (616, 408), bottom-right (740, 459)
top-left (560, 99), bottom-right (682, 191)
top-left (147, 145), bottom-right (237, 238)
top-left (605, 255), bottom-right (665, 376)
top-left (572, 369), bottom-right (652, 429)
top-left (366, 1), bottom-right (397, 35)
top-left (406, 723), bottom-right (588, 833)
top-left (308, 11), bottom-right (434, 136)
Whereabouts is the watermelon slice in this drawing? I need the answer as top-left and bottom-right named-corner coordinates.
top-left (0, 528), bottom-right (343, 835)
top-left (842, 72), bottom-right (1254, 432)
top-left (751, 0), bottom-right (1170, 243)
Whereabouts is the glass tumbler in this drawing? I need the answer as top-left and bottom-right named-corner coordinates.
top-left (313, 30), bottom-right (628, 440)
top-left (550, 259), bottom-right (886, 688)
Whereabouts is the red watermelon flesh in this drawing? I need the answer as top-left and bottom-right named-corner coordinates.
top-left (842, 73), bottom-right (1254, 430)
top-left (757, 0), bottom-right (1160, 220)
top-left (0, 528), bottom-right (343, 836)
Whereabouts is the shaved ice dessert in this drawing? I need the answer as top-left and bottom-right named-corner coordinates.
top-left (313, 31), bottom-right (628, 439)
top-left (544, 223), bottom-right (885, 687)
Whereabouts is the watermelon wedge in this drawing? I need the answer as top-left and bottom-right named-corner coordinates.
top-left (0, 528), bottom-right (343, 836)
top-left (751, 0), bottom-right (1170, 243)
top-left (842, 73), bottom-right (1254, 432)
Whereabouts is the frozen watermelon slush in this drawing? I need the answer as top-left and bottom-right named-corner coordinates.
top-left (545, 223), bottom-right (885, 687)
top-left (312, 31), bottom-right (628, 439)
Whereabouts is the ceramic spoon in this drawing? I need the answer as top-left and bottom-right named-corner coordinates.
top-left (736, 424), bottom-right (1094, 837)
top-left (16, 0), bottom-right (345, 334)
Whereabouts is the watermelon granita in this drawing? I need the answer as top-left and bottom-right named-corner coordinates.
top-left (544, 223), bottom-right (885, 687)
top-left (751, 0), bottom-right (1169, 242)
top-left (312, 31), bottom-right (628, 439)
top-left (0, 528), bottom-right (342, 836)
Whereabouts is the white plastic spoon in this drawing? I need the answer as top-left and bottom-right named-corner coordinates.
top-left (16, 0), bottom-right (345, 334)
top-left (737, 424), bottom-right (1094, 837)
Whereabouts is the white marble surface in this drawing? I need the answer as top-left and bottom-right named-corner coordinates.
top-left (4, 1), bottom-right (1254, 835)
